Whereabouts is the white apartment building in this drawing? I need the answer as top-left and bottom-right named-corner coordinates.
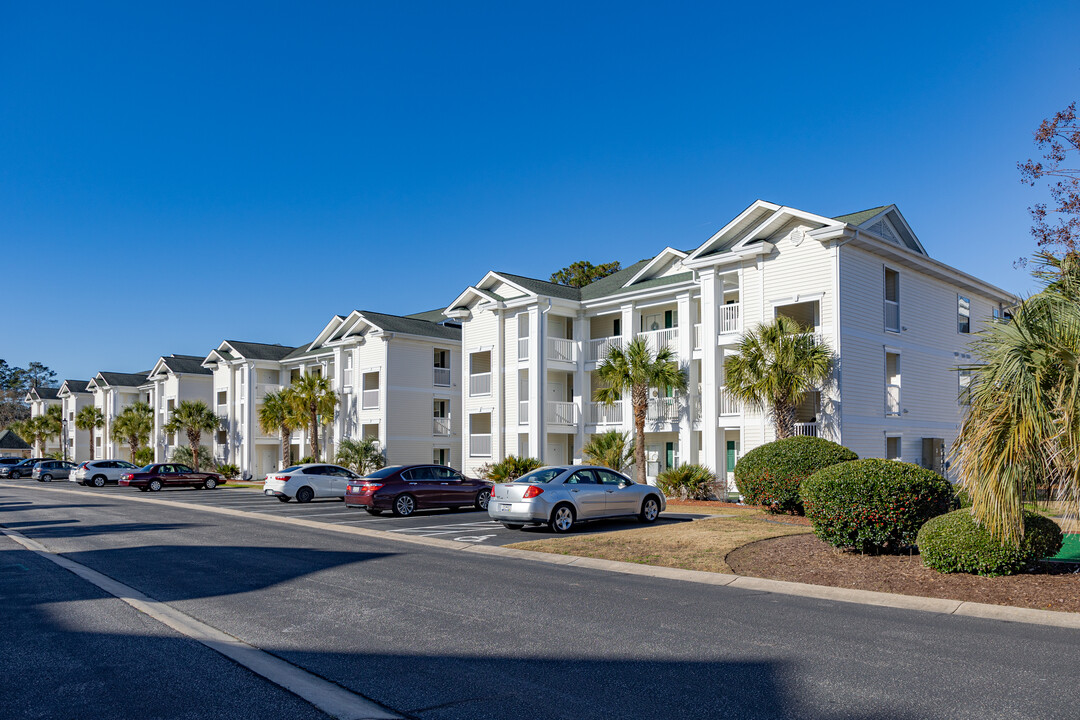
top-left (202, 309), bottom-right (462, 480)
top-left (144, 354), bottom-right (215, 462)
top-left (24, 386), bottom-right (63, 457)
top-left (57, 380), bottom-right (92, 461)
top-left (446, 201), bottom-right (1014, 485)
top-left (86, 371), bottom-right (151, 461)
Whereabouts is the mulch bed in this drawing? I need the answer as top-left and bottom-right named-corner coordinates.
top-left (727, 534), bottom-right (1080, 613)
top-left (666, 499), bottom-right (753, 510)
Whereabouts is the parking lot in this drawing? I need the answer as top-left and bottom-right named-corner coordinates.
top-left (15, 480), bottom-right (709, 546)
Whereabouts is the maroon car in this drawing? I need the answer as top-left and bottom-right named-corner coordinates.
top-left (344, 464), bottom-right (492, 517)
top-left (119, 463), bottom-right (223, 492)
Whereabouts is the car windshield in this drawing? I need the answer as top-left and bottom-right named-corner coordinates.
top-left (515, 468), bottom-right (567, 484)
top-left (364, 466), bottom-right (403, 480)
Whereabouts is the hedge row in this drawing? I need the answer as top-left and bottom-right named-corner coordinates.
top-left (734, 437), bottom-right (857, 514)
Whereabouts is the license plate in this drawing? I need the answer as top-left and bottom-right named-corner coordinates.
top-left (498, 503), bottom-right (511, 512)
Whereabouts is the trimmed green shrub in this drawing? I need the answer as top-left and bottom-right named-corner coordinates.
top-left (657, 464), bottom-right (717, 500)
top-left (917, 509), bottom-right (1063, 577)
top-left (801, 459), bottom-right (953, 552)
top-left (133, 447), bottom-right (155, 467)
top-left (215, 463), bottom-right (240, 480)
top-left (734, 437), bottom-right (858, 514)
top-left (483, 455), bottom-right (543, 483)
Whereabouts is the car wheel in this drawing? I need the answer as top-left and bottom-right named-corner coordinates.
top-left (475, 488), bottom-right (491, 511)
top-left (148, 479), bottom-right (163, 492)
top-left (295, 486), bottom-right (314, 504)
top-left (392, 494), bottom-right (416, 517)
top-left (549, 504), bottom-right (575, 533)
top-left (365, 508), bottom-right (382, 516)
top-left (639, 496), bottom-right (660, 523)
top-left (11, 472), bottom-right (20, 480)
top-left (91, 476), bottom-right (106, 488)
top-left (277, 496), bottom-right (290, 503)
top-left (502, 522), bottom-right (524, 530)
top-left (41, 473), bottom-right (53, 482)
top-left (204, 477), bottom-right (218, 490)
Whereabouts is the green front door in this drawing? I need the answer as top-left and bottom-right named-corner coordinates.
top-left (726, 441), bottom-right (737, 473)
top-left (665, 442), bottom-right (675, 470)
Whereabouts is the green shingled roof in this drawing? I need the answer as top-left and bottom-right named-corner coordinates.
top-left (160, 355), bottom-right (213, 375)
top-left (359, 311), bottom-right (462, 340)
top-left (0, 429), bottom-right (30, 450)
top-left (28, 386), bottom-right (60, 400)
top-left (97, 371), bottom-right (152, 388)
top-left (223, 341), bottom-right (299, 361)
top-left (61, 380), bottom-right (90, 394)
top-left (833, 206), bottom-right (890, 226)
top-left (404, 308), bottom-right (449, 324)
top-left (494, 271), bottom-right (582, 300)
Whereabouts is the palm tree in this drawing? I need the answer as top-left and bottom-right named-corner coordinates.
top-left (75, 406), bottom-right (104, 461)
top-left (163, 400), bottom-right (221, 472)
top-left (110, 401), bottom-right (153, 463)
top-left (259, 389), bottom-right (303, 469)
top-left (956, 251), bottom-right (1080, 546)
top-left (595, 337), bottom-right (687, 484)
top-left (44, 406), bottom-right (65, 460)
top-left (336, 437), bottom-right (386, 475)
top-left (289, 374), bottom-right (338, 461)
top-left (582, 430), bottom-right (635, 473)
top-left (724, 315), bottom-right (833, 439)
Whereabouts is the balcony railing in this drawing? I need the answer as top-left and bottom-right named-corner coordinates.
top-left (254, 382), bottom-right (281, 400)
top-left (547, 401), bottom-right (578, 425)
top-left (646, 396), bottom-right (679, 422)
top-left (517, 337), bottom-right (529, 359)
top-left (469, 372), bottom-right (491, 397)
top-left (518, 401), bottom-right (529, 424)
top-left (719, 387), bottom-right (741, 415)
top-left (691, 394), bottom-right (702, 422)
top-left (718, 303), bottom-right (741, 334)
top-left (547, 337), bottom-right (576, 363)
top-left (693, 324), bottom-right (702, 350)
top-left (433, 367), bottom-right (451, 387)
top-left (638, 328), bottom-right (678, 354)
top-left (433, 416), bottom-right (450, 436)
top-left (470, 433), bottom-right (492, 457)
top-left (362, 389), bottom-right (379, 409)
top-left (343, 369), bottom-right (353, 389)
top-left (886, 384), bottom-right (901, 416)
top-left (588, 336), bottom-right (623, 362)
top-left (588, 401), bottom-right (622, 425)
top-left (793, 422), bottom-right (819, 437)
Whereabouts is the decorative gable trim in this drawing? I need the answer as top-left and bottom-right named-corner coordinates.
top-left (623, 248), bottom-right (688, 288)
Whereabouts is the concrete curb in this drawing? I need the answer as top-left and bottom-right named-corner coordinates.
top-left (13, 484), bottom-right (1080, 630)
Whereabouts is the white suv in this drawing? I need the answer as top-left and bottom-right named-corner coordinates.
top-left (73, 459), bottom-right (141, 487)
top-left (262, 464), bottom-right (361, 503)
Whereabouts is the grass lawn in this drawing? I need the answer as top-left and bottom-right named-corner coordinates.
top-left (506, 508), bottom-right (811, 574)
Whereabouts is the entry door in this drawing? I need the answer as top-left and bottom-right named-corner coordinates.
top-left (547, 443), bottom-right (562, 464)
top-left (726, 441), bottom-right (737, 473)
top-left (646, 444), bottom-right (661, 478)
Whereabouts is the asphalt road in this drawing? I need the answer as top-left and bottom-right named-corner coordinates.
top-left (2, 482), bottom-right (1079, 719)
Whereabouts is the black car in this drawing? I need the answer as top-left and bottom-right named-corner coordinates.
top-left (0, 458), bottom-right (51, 479)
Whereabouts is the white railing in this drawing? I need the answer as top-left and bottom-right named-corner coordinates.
top-left (719, 387), bottom-right (741, 415)
top-left (547, 401), bottom-right (578, 425)
top-left (547, 337), bottom-right (576, 362)
top-left (343, 369), bottom-right (353, 389)
top-left (793, 422), bottom-right (819, 437)
top-left (884, 299), bottom-right (900, 332)
top-left (470, 433), bottom-right (492, 457)
top-left (638, 328), bottom-right (679, 354)
top-left (886, 384), bottom-right (901, 416)
top-left (433, 416), bottom-right (450, 436)
top-left (433, 367), bottom-right (451, 387)
top-left (718, 303), bottom-right (741, 334)
top-left (469, 372), bottom-right (491, 397)
top-left (691, 394), bottom-right (702, 422)
top-left (518, 401), bottom-right (529, 424)
top-left (517, 337), bottom-right (529, 359)
top-left (255, 383), bottom-right (281, 400)
top-left (588, 401), bottom-right (623, 424)
top-left (589, 336), bottom-right (623, 362)
top-left (693, 324), bottom-right (702, 349)
top-left (646, 396), bottom-right (679, 422)
top-left (362, 389), bottom-right (379, 409)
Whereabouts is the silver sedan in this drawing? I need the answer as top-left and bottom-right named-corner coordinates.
top-left (488, 465), bottom-right (666, 533)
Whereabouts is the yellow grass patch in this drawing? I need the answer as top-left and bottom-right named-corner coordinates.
top-left (507, 511), bottom-right (813, 574)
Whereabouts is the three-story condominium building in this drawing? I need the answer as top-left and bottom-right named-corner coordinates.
top-left (86, 371), bottom-right (151, 461)
top-left (24, 386), bottom-right (63, 457)
top-left (446, 201), bottom-right (1015, 484)
top-left (57, 379), bottom-right (93, 461)
top-left (144, 354), bottom-right (215, 462)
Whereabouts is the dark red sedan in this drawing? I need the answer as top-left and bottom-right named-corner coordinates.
top-left (344, 464), bottom-right (492, 517)
top-left (119, 463), bottom-right (223, 492)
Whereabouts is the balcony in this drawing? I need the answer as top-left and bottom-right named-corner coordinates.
top-left (886, 384), bottom-right (901, 416)
top-left (362, 389), bottom-right (379, 410)
top-left (433, 367), bottom-right (451, 387)
top-left (793, 422), bottom-right (819, 437)
top-left (588, 336), bottom-right (623, 363)
top-left (638, 328), bottom-right (678, 354)
top-left (518, 401), bottom-right (528, 424)
top-left (588, 401), bottom-right (622, 425)
top-left (470, 433), bottom-right (492, 457)
top-left (517, 337), bottom-right (529, 359)
top-left (693, 324), bottom-right (702, 350)
top-left (646, 396), bottom-right (679, 422)
top-left (719, 387), bottom-right (741, 416)
top-left (469, 372), bottom-right (491, 397)
top-left (254, 382), bottom-right (281, 401)
top-left (547, 401), bottom-right (578, 425)
top-left (718, 303), bottom-right (741, 335)
top-left (691, 394), bottom-right (702, 422)
top-left (343, 369), bottom-right (353, 390)
top-left (433, 416), bottom-right (450, 436)
top-left (546, 337), bottom-right (576, 363)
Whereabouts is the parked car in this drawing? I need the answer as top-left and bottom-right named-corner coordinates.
top-left (118, 463), bottom-right (223, 491)
top-left (488, 465), bottom-right (665, 533)
top-left (72, 459), bottom-right (141, 487)
top-left (344, 464), bottom-right (492, 517)
top-left (0, 458), bottom-right (51, 479)
top-left (0, 457), bottom-right (23, 468)
top-left (262, 464), bottom-right (363, 503)
top-left (33, 460), bottom-right (77, 482)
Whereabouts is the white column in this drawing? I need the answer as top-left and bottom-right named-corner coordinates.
top-left (493, 308), bottom-right (504, 461)
top-left (677, 292), bottom-right (693, 469)
top-left (528, 305), bottom-right (545, 460)
top-left (573, 309), bottom-right (587, 462)
top-left (700, 270), bottom-right (720, 474)
top-left (243, 363), bottom-right (256, 477)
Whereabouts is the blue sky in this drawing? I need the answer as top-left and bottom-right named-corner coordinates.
top-left (2, 2), bottom-right (1078, 382)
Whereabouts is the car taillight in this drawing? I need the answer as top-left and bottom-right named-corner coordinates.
top-left (362, 483), bottom-right (382, 494)
top-left (523, 485), bottom-right (544, 499)
top-left (273, 475), bottom-right (290, 482)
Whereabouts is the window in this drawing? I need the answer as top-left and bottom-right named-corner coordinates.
top-left (595, 469), bottom-right (628, 486)
top-left (886, 437), bottom-right (901, 460)
top-left (958, 369), bottom-right (972, 406)
top-left (885, 351), bottom-right (901, 416)
top-left (565, 470), bottom-right (597, 484)
top-left (433, 349), bottom-right (451, 387)
top-left (883, 268), bottom-right (900, 332)
top-left (433, 448), bottom-right (450, 466)
top-left (958, 295), bottom-right (970, 334)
